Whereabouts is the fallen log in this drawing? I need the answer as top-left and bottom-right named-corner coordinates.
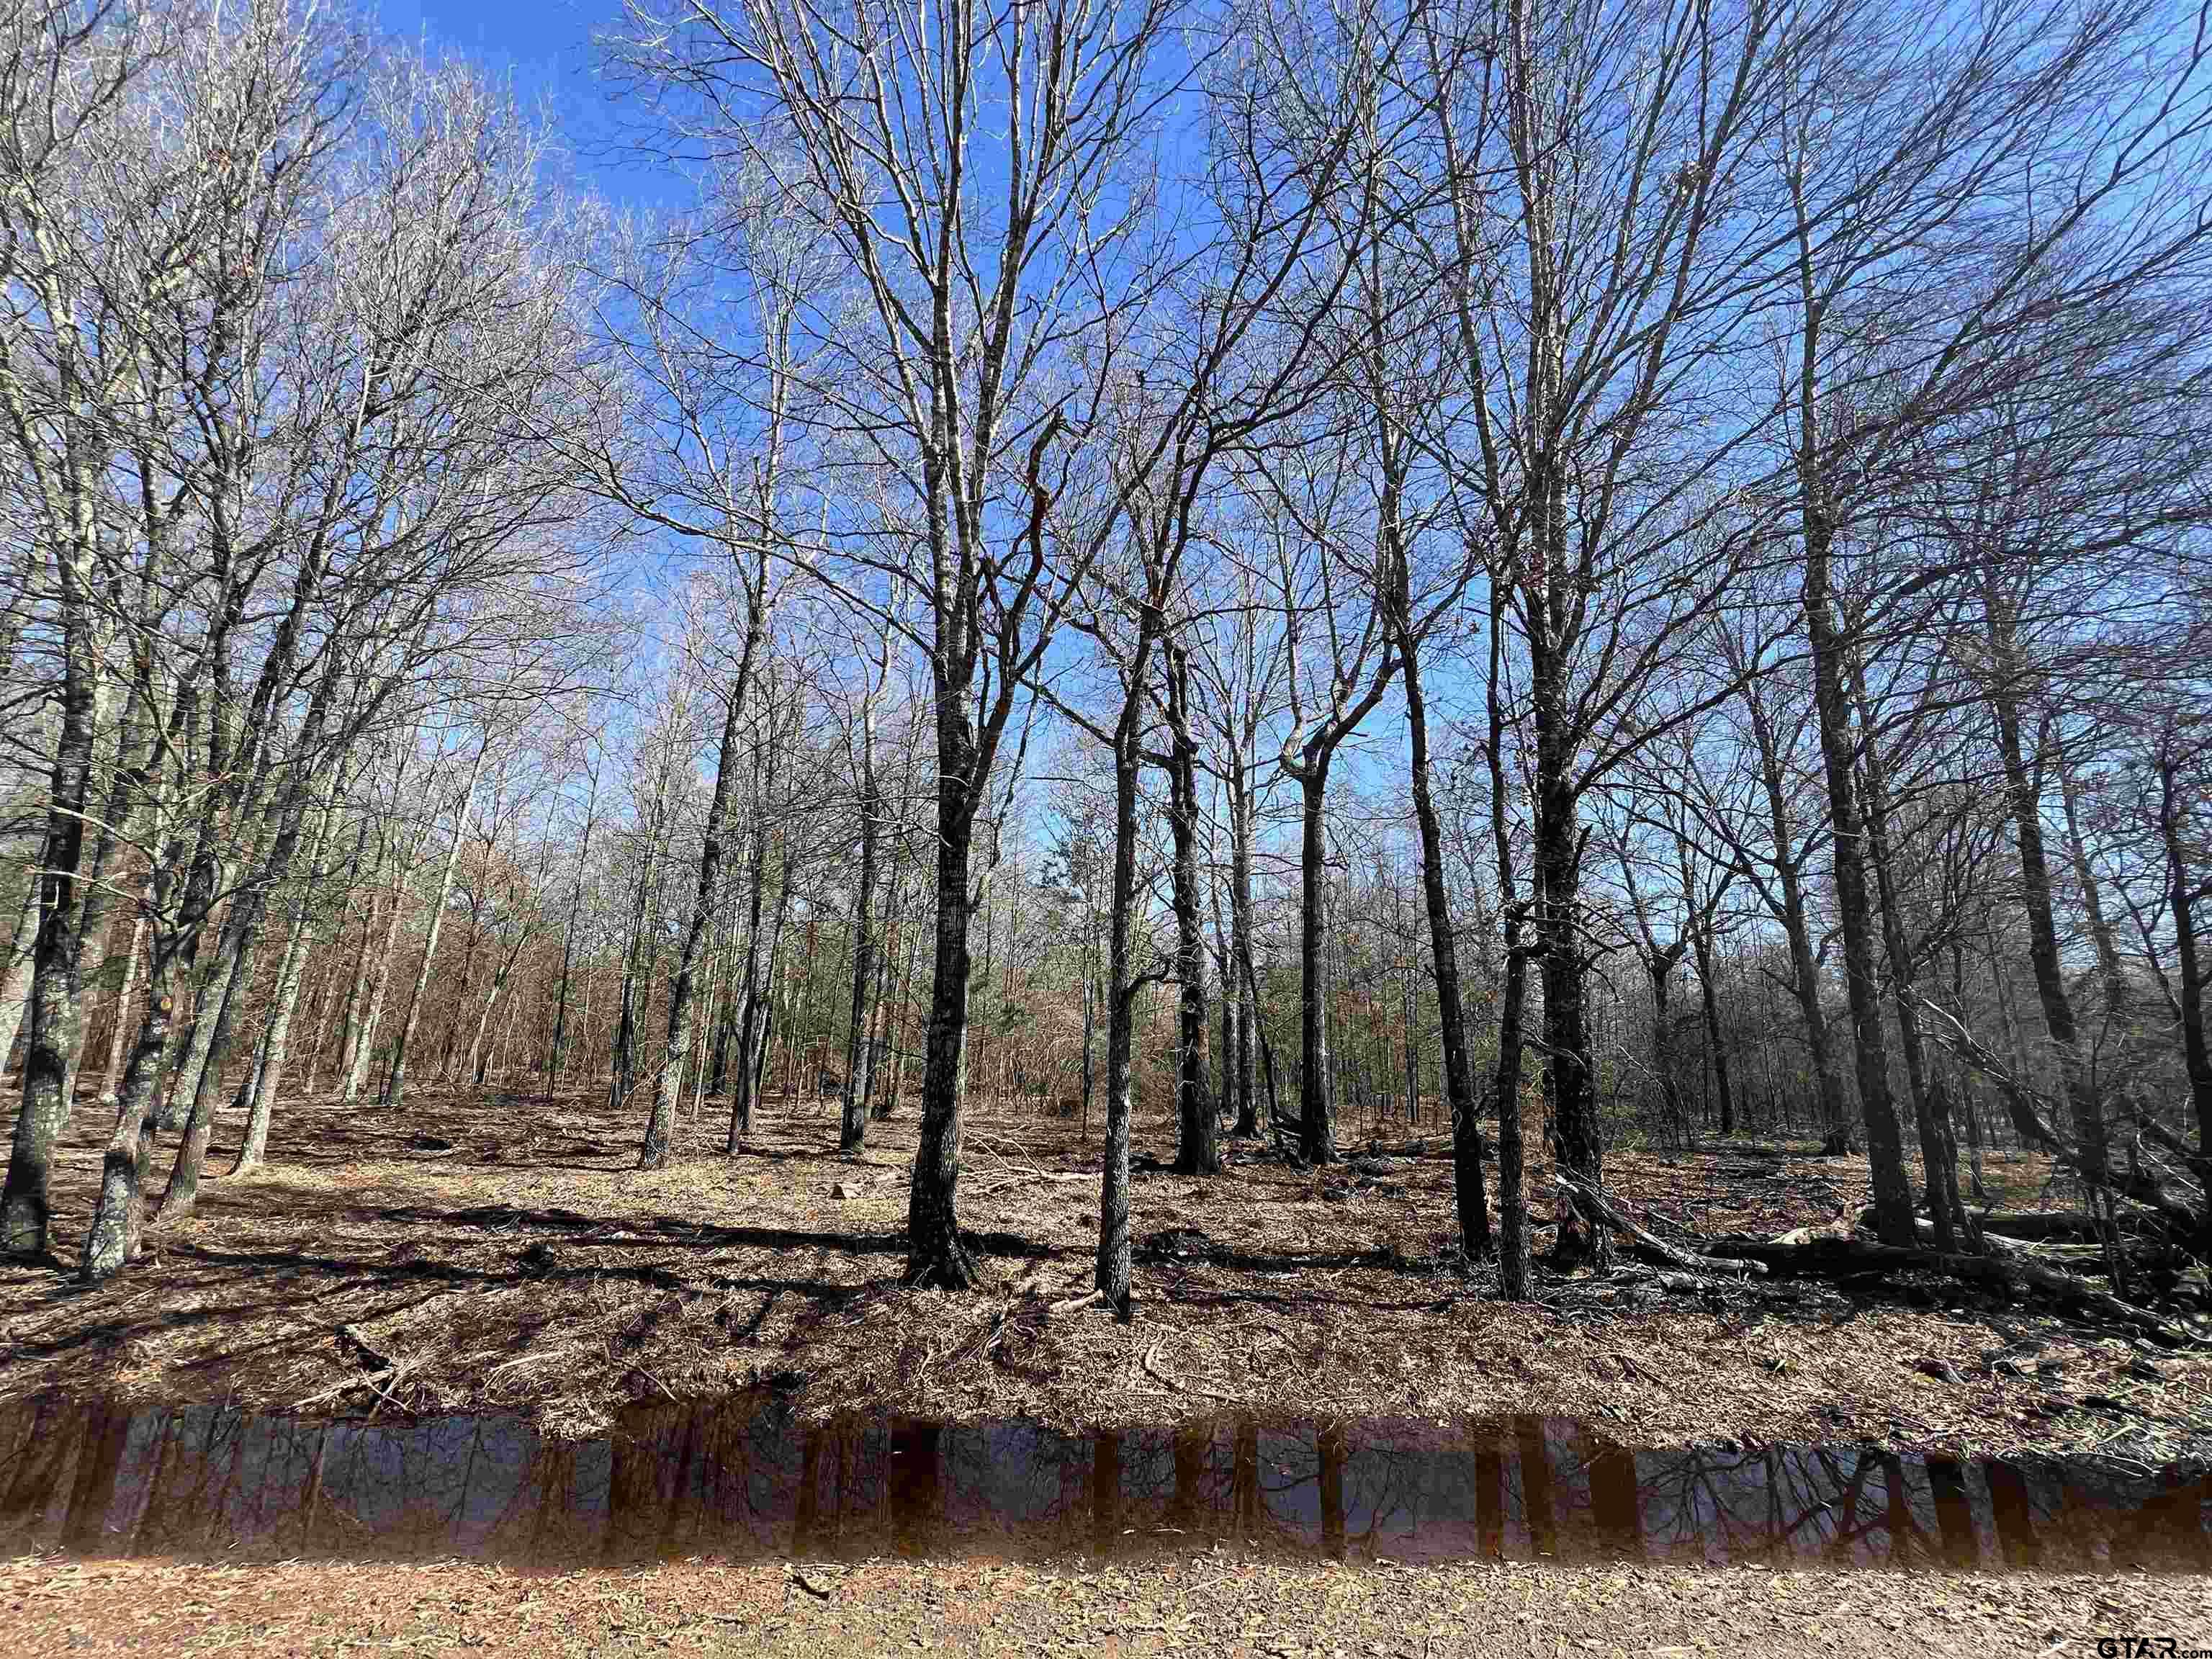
top-left (1849, 1205), bottom-right (2157, 1245)
top-left (1554, 1174), bottom-right (1766, 1277)
top-left (1709, 1233), bottom-right (2191, 1348)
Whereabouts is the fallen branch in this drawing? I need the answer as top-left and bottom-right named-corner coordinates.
top-left (1140, 1340), bottom-right (1238, 1401)
top-left (1554, 1174), bottom-right (1766, 1277)
top-left (1713, 1234), bottom-right (2193, 1348)
top-left (336, 1323), bottom-right (393, 1371)
top-left (1910, 992), bottom-right (2204, 1232)
top-left (1048, 1287), bottom-right (1107, 1319)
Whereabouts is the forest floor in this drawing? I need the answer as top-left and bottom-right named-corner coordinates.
top-left (2, 1082), bottom-right (2209, 1465)
top-left (8, 1549), bottom-right (2210, 1657)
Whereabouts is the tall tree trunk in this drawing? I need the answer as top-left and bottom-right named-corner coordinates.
top-left (725, 752), bottom-right (774, 1151)
top-left (642, 658), bottom-right (758, 1169)
top-left (229, 768), bottom-right (340, 1174)
top-left (379, 740), bottom-right (487, 1112)
top-left (1744, 694), bottom-right (1852, 1151)
top-left (96, 904), bottom-right (148, 1104)
top-left (1850, 665), bottom-right (1969, 1253)
top-left (0, 866), bottom-right (42, 1078)
top-left (840, 660), bottom-right (884, 1152)
top-left (1798, 500), bottom-right (1916, 1243)
top-left (608, 748), bottom-right (675, 1117)
top-left (156, 744), bottom-right (336, 1226)
top-left (1, 631), bottom-right (102, 1256)
top-left (333, 823), bottom-right (388, 1098)
top-left (1296, 774), bottom-right (1336, 1166)
top-left (1094, 715), bottom-right (1141, 1312)
top-left (2158, 737), bottom-right (2212, 1156)
top-left (1980, 577), bottom-right (2110, 1198)
top-left (1486, 588), bottom-right (1532, 1300)
top-left (343, 854), bottom-right (408, 1102)
top-left (904, 700), bottom-right (981, 1288)
top-left (1531, 644), bottom-right (1603, 1263)
top-left (78, 842), bottom-right (192, 1282)
top-left (1164, 646), bottom-right (1216, 1177)
top-left (546, 765), bottom-right (599, 1090)
top-left (2056, 751), bottom-right (2128, 1025)
top-left (1689, 927), bottom-right (1735, 1138)
top-left (1400, 598), bottom-right (1489, 1257)
top-left (1228, 765), bottom-right (1258, 1136)
top-left (879, 890), bottom-right (922, 1122)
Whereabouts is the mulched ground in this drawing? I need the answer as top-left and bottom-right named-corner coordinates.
top-left (2, 1082), bottom-right (2208, 1465)
top-left (6, 1550), bottom-right (2209, 1656)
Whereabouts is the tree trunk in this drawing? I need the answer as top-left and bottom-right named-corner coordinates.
top-left (1981, 577), bottom-right (2108, 1193)
top-left (230, 768), bottom-right (340, 1174)
top-left (78, 863), bottom-right (189, 1282)
top-left (879, 891), bottom-right (922, 1122)
top-left (1229, 765), bottom-right (1258, 1137)
top-left (904, 702), bottom-right (981, 1288)
top-left (333, 824), bottom-right (389, 1099)
top-left (725, 760), bottom-right (774, 1151)
top-left (546, 768), bottom-right (600, 1092)
top-left (1, 639), bottom-right (101, 1256)
top-left (378, 741), bottom-right (487, 1112)
top-left (2056, 752), bottom-right (2128, 1025)
top-left (642, 660), bottom-right (757, 1169)
top-left (1798, 501), bottom-right (1916, 1244)
top-left (1689, 927), bottom-right (1735, 1138)
top-left (1487, 590), bottom-right (1532, 1300)
top-left (1851, 665), bottom-right (1969, 1254)
top-left (840, 668), bottom-right (883, 1152)
top-left (0, 867), bottom-right (41, 1079)
top-left (1401, 603), bottom-right (1489, 1256)
top-left (1531, 657), bottom-right (1603, 1264)
top-left (1094, 715), bottom-right (1141, 1312)
top-left (156, 768), bottom-right (328, 1225)
top-left (1745, 701), bottom-right (1853, 1154)
top-left (1164, 646), bottom-right (1216, 1177)
top-left (1297, 774), bottom-right (1336, 1166)
top-left (2159, 739), bottom-right (2212, 1155)
top-left (228, 904), bottom-right (316, 1177)
top-left (96, 904), bottom-right (148, 1104)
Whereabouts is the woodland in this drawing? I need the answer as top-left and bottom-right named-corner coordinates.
top-left (1, 0), bottom-right (2211, 1460)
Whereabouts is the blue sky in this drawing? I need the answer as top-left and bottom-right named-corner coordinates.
top-left (379, 0), bottom-right (671, 207)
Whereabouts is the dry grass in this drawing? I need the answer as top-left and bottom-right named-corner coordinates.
top-left (2, 1082), bottom-right (2208, 1464)
top-left (5, 1550), bottom-right (2208, 1657)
